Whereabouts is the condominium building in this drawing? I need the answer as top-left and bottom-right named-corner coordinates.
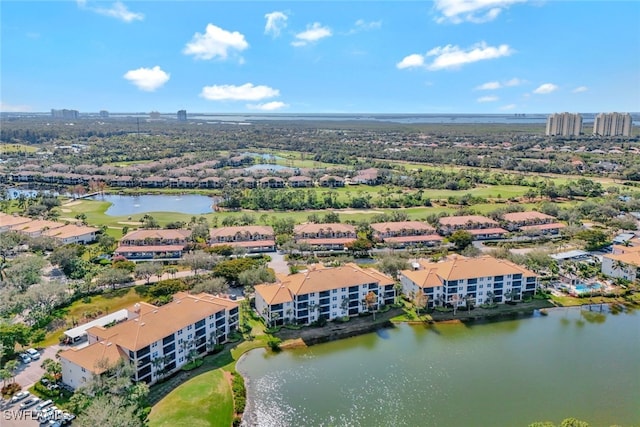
top-left (399, 255), bottom-right (538, 308)
top-left (593, 112), bottom-right (632, 137)
top-left (209, 225), bottom-right (276, 253)
top-left (294, 223), bottom-right (357, 250)
top-left (60, 292), bottom-right (239, 389)
top-left (51, 109), bottom-right (79, 119)
top-left (177, 110), bottom-right (187, 122)
top-left (114, 229), bottom-right (191, 261)
top-left (254, 263), bottom-right (395, 326)
top-left (370, 221), bottom-right (442, 248)
top-left (601, 245), bottom-right (640, 281)
top-left (545, 113), bottom-right (583, 137)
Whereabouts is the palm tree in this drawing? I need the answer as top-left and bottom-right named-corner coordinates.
top-left (393, 282), bottom-right (403, 304)
top-left (465, 295), bottom-right (475, 313)
top-left (451, 294), bottom-right (460, 316)
top-left (4, 360), bottom-right (19, 384)
top-left (340, 296), bottom-right (349, 318)
top-left (308, 302), bottom-right (318, 324)
top-left (486, 290), bottom-right (494, 305)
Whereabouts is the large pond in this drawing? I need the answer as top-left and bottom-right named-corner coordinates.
top-left (92, 194), bottom-right (217, 216)
top-left (238, 307), bottom-right (640, 427)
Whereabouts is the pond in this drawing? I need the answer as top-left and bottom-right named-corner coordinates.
top-left (238, 307), bottom-right (640, 427)
top-left (91, 194), bottom-right (218, 216)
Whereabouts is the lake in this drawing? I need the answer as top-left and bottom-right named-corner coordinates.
top-left (237, 307), bottom-right (640, 427)
top-left (92, 194), bottom-right (217, 216)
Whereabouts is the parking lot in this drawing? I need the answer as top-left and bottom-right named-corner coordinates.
top-left (2, 345), bottom-right (63, 427)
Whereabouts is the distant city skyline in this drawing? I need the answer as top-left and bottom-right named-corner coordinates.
top-left (1, 1), bottom-right (639, 114)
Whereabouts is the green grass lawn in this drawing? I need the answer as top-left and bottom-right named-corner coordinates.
top-left (148, 369), bottom-right (233, 427)
top-left (38, 288), bottom-right (143, 347)
top-left (0, 143), bottom-right (39, 153)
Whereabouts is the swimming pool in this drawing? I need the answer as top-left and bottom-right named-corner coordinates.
top-left (574, 283), bottom-right (601, 293)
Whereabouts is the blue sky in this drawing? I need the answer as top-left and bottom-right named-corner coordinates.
top-left (1, 0), bottom-right (639, 114)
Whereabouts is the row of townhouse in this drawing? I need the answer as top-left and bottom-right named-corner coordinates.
top-left (254, 263), bottom-right (396, 326)
top-left (0, 213), bottom-right (99, 244)
top-left (5, 171), bottom-right (357, 190)
top-left (399, 255), bottom-right (539, 308)
top-left (59, 292), bottom-right (239, 390)
top-left (438, 213), bottom-right (565, 239)
top-left (111, 212), bottom-right (566, 261)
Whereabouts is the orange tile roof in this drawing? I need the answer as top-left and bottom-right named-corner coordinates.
top-left (603, 252), bottom-right (640, 267)
top-left (42, 224), bottom-right (99, 239)
top-left (209, 225), bottom-right (274, 238)
top-left (0, 213), bottom-right (32, 228)
top-left (370, 221), bottom-right (436, 234)
top-left (503, 211), bottom-right (555, 222)
top-left (115, 244), bottom-right (185, 253)
top-left (519, 223), bottom-right (565, 231)
top-left (12, 220), bottom-right (65, 234)
top-left (88, 293), bottom-right (238, 351)
top-left (439, 215), bottom-right (498, 227)
top-left (297, 238), bottom-right (356, 245)
top-left (254, 284), bottom-right (294, 305)
top-left (400, 268), bottom-right (443, 289)
top-left (211, 240), bottom-right (275, 248)
top-left (294, 223), bottom-right (356, 234)
top-left (122, 229), bottom-right (190, 241)
top-left (59, 340), bottom-right (127, 374)
top-left (255, 263), bottom-right (394, 301)
top-left (401, 255), bottom-right (537, 285)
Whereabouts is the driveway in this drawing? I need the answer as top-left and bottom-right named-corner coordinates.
top-left (267, 251), bottom-right (289, 275)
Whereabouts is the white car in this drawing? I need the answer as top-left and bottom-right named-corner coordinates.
top-left (10, 392), bottom-right (29, 403)
top-left (26, 348), bottom-right (40, 360)
top-left (19, 353), bottom-right (31, 364)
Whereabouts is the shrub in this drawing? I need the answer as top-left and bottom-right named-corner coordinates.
top-left (1, 383), bottom-right (21, 397)
top-left (134, 285), bottom-right (149, 296)
top-left (232, 373), bottom-right (246, 413)
top-left (82, 296), bottom-right (92, 304)
top-left (267, 337), bottom-right (282, 352)
top-left (233, 415), bottom-right (243, 426)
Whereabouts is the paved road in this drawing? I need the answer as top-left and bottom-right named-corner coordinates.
top-left (267, 251), bottom-right (289, 275)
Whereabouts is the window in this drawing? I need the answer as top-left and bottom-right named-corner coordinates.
top-left (177, 330), bottom-right (183, 335)
top-left (332, 289), bottom-right (337, 293)
top-left (341, 287), bottom-right (347, 292)
top-left (479, 284), bottom-right (484, 289)
top-left (310, 292), bottom-right (316, 297)
top-left (81, 367), bottom-right (86, 373)
top-left (332, 296), bottom-right (337, 301)
top-left (332, 304), bottom-right (337, 309)
top-left (152, 351), bottom-right (158, 359)
top-left (187, 325), bottom-right (193, 330)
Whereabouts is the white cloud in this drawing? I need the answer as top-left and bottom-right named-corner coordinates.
top-left (0, 102), bottom-right (32, 112)
top-left (434, 0), bottom-right (527, 24)
top-left (477, 95), bottom-right (499, 103)
top-left (476, 81), bottom-right (501, 90)
top-left (123, 66), bottom-right (170, 91)
top-left (396, 54), bottom-right (426, 70)
top-left (347, 19), bottom-right (382, 34)
top-left (265, 11), bottom-right (288, 37)
top-left (183, 24), bottom-right (249, 60)
top-left (292, 22), bottom-right (332, 46)
top-left (424, 42), bottom-right (514, 71)
top-left (77, 0), bottom-right (144, 23)
top-left (504, 77), bottom-right (524, 87)
top-left (247, 101), bottom-right (288, 111)
top-left (533, 83), bottom-right (558, 94)
top-left (572, 86), bottom-right (588, 93)
top-left (475, 77), bottom-right (524, 90)
top-left (200, 83), bottom-right (280, 101)
top-left (500, 103), bottom-right (517, 110)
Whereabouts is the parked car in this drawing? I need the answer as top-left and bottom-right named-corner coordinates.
top-left (34, 399), bottom-right (53, 413)
top-left (19, 353), bottom-right (32, 364)
top-left (20, 397), bottom-right (40, 409)
top-left (26, 348), bottom-right (40, 360)
top-left (10, 391), bottom-right (29, 403)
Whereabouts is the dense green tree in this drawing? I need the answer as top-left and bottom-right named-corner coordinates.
top-left (448, 230), bottom-right (474, 250)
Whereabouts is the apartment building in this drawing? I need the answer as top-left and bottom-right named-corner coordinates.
top-left (255, 263), bottom-right (395, 326)
top-left (593, 112), bottom-right (632, 137)
top-left (209, 225), bottom-right (276, 253)
top-left (502, 211), bottom-right (565, 235)
top-left (545, 113), bottom-right (583, 137)
top-left (601, 245), bottom-right (640, 281)
top-left (114, 229), bottom-right (191, 261)
top-left (399, 255), bottom-right (538, 308)
top-left (370, 221), bottom-right (442, 248)
top-left (60, 292), bottom-right (239, 389)
top-left (294, 223), bottom-right (357, 250)
top-left (438, 215), bottom-right (508, 240)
